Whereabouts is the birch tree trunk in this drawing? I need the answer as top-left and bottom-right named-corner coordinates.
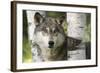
top-left (67, 13), bottom-right (86, 60)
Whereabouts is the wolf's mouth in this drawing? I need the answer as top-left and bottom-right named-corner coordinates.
top-left (48, 45), bottom-right (54, 48)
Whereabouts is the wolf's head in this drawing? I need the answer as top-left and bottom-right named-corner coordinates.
top-left (33, 12), bottom-right (66, 50)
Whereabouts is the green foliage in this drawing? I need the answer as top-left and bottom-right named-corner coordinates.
top-left (47, 11), bottom-right (66, 18)
top-left (83, 23), bottom-right (91, 42)
top-left (23, 10), bottom-right (32, 63)
top-left (23, 37), bottom-right (32, 63)
top-left (83, 14), bottom-right (91, 43)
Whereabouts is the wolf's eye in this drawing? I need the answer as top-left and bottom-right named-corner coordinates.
top-left (53, 28), bottom-right (58, 33)
top-left (42, 28), bottom-right (47, 32)
top-left (52, 28), bottom-right (55, 33)
top-left (53, 29), bottom-right (56, 33)
top-left (53, 29), bottom-right (58, 36)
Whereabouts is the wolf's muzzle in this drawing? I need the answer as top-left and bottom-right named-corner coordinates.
top-left (48, 41), bottom-right (54, 48)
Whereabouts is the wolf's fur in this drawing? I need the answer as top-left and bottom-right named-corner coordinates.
top-left (31, 12), bottom-right (67, 61)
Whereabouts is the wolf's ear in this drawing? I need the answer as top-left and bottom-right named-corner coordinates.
top-left (34, 12), bottom-right (44, 26)
top-left (59, 16), bottom-right (65, 25)
top-left (56, 16), bottom-right (65, 25)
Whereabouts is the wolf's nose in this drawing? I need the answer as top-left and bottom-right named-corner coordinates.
top-left (49, 41), bottom-right (54, 45)
top-left (48, 41), bottom-right (54, 48)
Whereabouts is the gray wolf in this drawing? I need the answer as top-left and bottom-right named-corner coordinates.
top-left (31, 12), bottom-right (67, 62)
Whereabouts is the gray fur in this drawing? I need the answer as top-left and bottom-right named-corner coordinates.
top-left (31, 12), bottom-right (67, 61)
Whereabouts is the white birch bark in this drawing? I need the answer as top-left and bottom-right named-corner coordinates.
top-left (67, 13), bottom-right (86, 60)
top-left (67, 13), bottom-right (86, 40)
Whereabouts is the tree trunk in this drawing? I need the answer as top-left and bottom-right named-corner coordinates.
top-left (67, 13), bottom-right (86, 60)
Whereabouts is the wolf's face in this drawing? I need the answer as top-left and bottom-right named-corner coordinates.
top-left (32, 12), bottom-right (66, 60)
top-left (33, 12), bottom-right (66, 49)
